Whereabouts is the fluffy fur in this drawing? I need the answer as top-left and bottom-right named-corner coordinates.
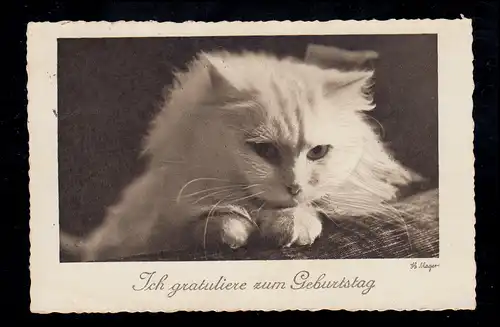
top-left (60, 50), bottom-right (421, 262)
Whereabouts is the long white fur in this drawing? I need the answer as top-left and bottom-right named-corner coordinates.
top-left (61, 50), bottom-right (421, 261)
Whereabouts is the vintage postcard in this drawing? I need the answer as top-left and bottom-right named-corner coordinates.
top-left (28, 19), bottom-right (475, 313)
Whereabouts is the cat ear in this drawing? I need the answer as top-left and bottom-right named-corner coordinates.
top-left (322, 70), bottom-right (376, 112)
top-left (324, 69), bottom-right (374, 94)
top-left (200, 53), bottom-right (239, 95)
top-left (305, 44), bottom-right (379, 71)
top-left (305, 44), bottom-right (377, 103)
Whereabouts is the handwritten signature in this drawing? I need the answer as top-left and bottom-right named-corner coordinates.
top-left (410, 261), bottom-right (440, 272)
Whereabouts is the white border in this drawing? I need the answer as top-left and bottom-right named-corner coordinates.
top-left (28, 20), bottom-right (475, 313)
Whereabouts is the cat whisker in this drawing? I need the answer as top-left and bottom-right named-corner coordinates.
top-left (202, 192), bottom-right (237, 256)
top-left (202, 199), bottom-right (225, 257)
top-left (342, 200), bottom-right (409, 231)
top-left (227, 205), bottom-right (260, 229)
top-left (226, 191), bottom-right (266, 205)
top-left (249, 201), bottom-right (266, 232)
top-left (378, 203), bottom-right (413, 252)
top-left (188, 183), bottom-right (264, 205)
top-left (313, 202), bottom-right (382, 253)
top-left (241, 183), bottom-right (263, 190)
top-left (192, 188), bottom-right (241, 205)
top-left (250, 201), bottom-right (266, 216)
top-left (319, 196), bottom-right (413, 252)
top-left (192, 184), bottom-right (261, 204)
top-left (256, 201), bottom-right (266, 215)
top-left (176, 177), bottom-right (234, 203)
top-left (364, 114), bottom-right (386, 139)
top-left (191, 183), bottom-right (263, 204)
top-left (324, 196), bottom-right (390, 217)
top-left (183, 184), bottom-right (247, 198)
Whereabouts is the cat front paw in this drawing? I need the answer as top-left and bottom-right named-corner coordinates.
top-left (257, 206), bottom-right (323, 248)
top-left (221, 216), bottom-right (256, 249)
top-left (194, 213), bottom-right (257, 251)
top-left (288, 206), bottom-right (323, 247)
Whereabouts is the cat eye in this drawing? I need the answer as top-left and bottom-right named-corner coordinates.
top-left (307, 145), bottom-right (331, 161)
top-left (249, 142), bottom-right (280, 163)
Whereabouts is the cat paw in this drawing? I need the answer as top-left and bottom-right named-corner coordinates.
top-left (292, 207), bottom-right (323, 246)
top-left (194, 213), bottom-right (257, 251)
top-left (257, 206), bottom-right (322, 248)
top-left (258, 211), bottom-right (295, 247)
top-left (221, 216), bottom-right (256, 249)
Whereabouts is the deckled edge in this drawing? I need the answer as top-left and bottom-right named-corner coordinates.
top-left (25, 19), bottom-right (473, 34)
top-left (26, 18), bottom-right (476, 314)
top-left (26, 15), bottom-right (33, 315)
top-left (26, 18), bottom-right (471, 23)
top-left (33, 307), bottom-right (469, 314)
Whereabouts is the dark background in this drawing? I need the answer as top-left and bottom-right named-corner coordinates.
top-left (5, 1), bottom-right (496, 324)
top-left (58, 34), bottom-right (439, 237)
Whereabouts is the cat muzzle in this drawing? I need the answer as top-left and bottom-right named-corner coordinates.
top-left (267, 198), bottom-right (300, 209)
top-left (286, 183), bottom-right (302, 196)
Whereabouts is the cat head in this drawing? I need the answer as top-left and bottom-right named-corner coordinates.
top-left (146, 50), bottom-right (419, 212)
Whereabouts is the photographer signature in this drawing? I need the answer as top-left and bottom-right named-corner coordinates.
top-left (409, 261), bottom-right (440, 272)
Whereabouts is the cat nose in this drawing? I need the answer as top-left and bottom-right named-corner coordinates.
top-left (286, 183), bottom-right (302, 196)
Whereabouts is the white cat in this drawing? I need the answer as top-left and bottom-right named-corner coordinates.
top-left (60, 50), bottom-right (421, 261)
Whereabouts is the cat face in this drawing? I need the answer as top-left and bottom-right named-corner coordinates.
top-left (145, 50), bottom-right (417, 216)
top-left (198, 52), bottom-right (377, 209)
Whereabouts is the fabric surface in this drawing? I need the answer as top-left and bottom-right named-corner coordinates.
top-left (119, 188), bottom-right (439, 261)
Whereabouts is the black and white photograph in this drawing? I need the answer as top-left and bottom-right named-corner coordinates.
top-left (27, 20), bottom-right (475, 313)
top-left (57, 34), bottom-right (439, 263)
